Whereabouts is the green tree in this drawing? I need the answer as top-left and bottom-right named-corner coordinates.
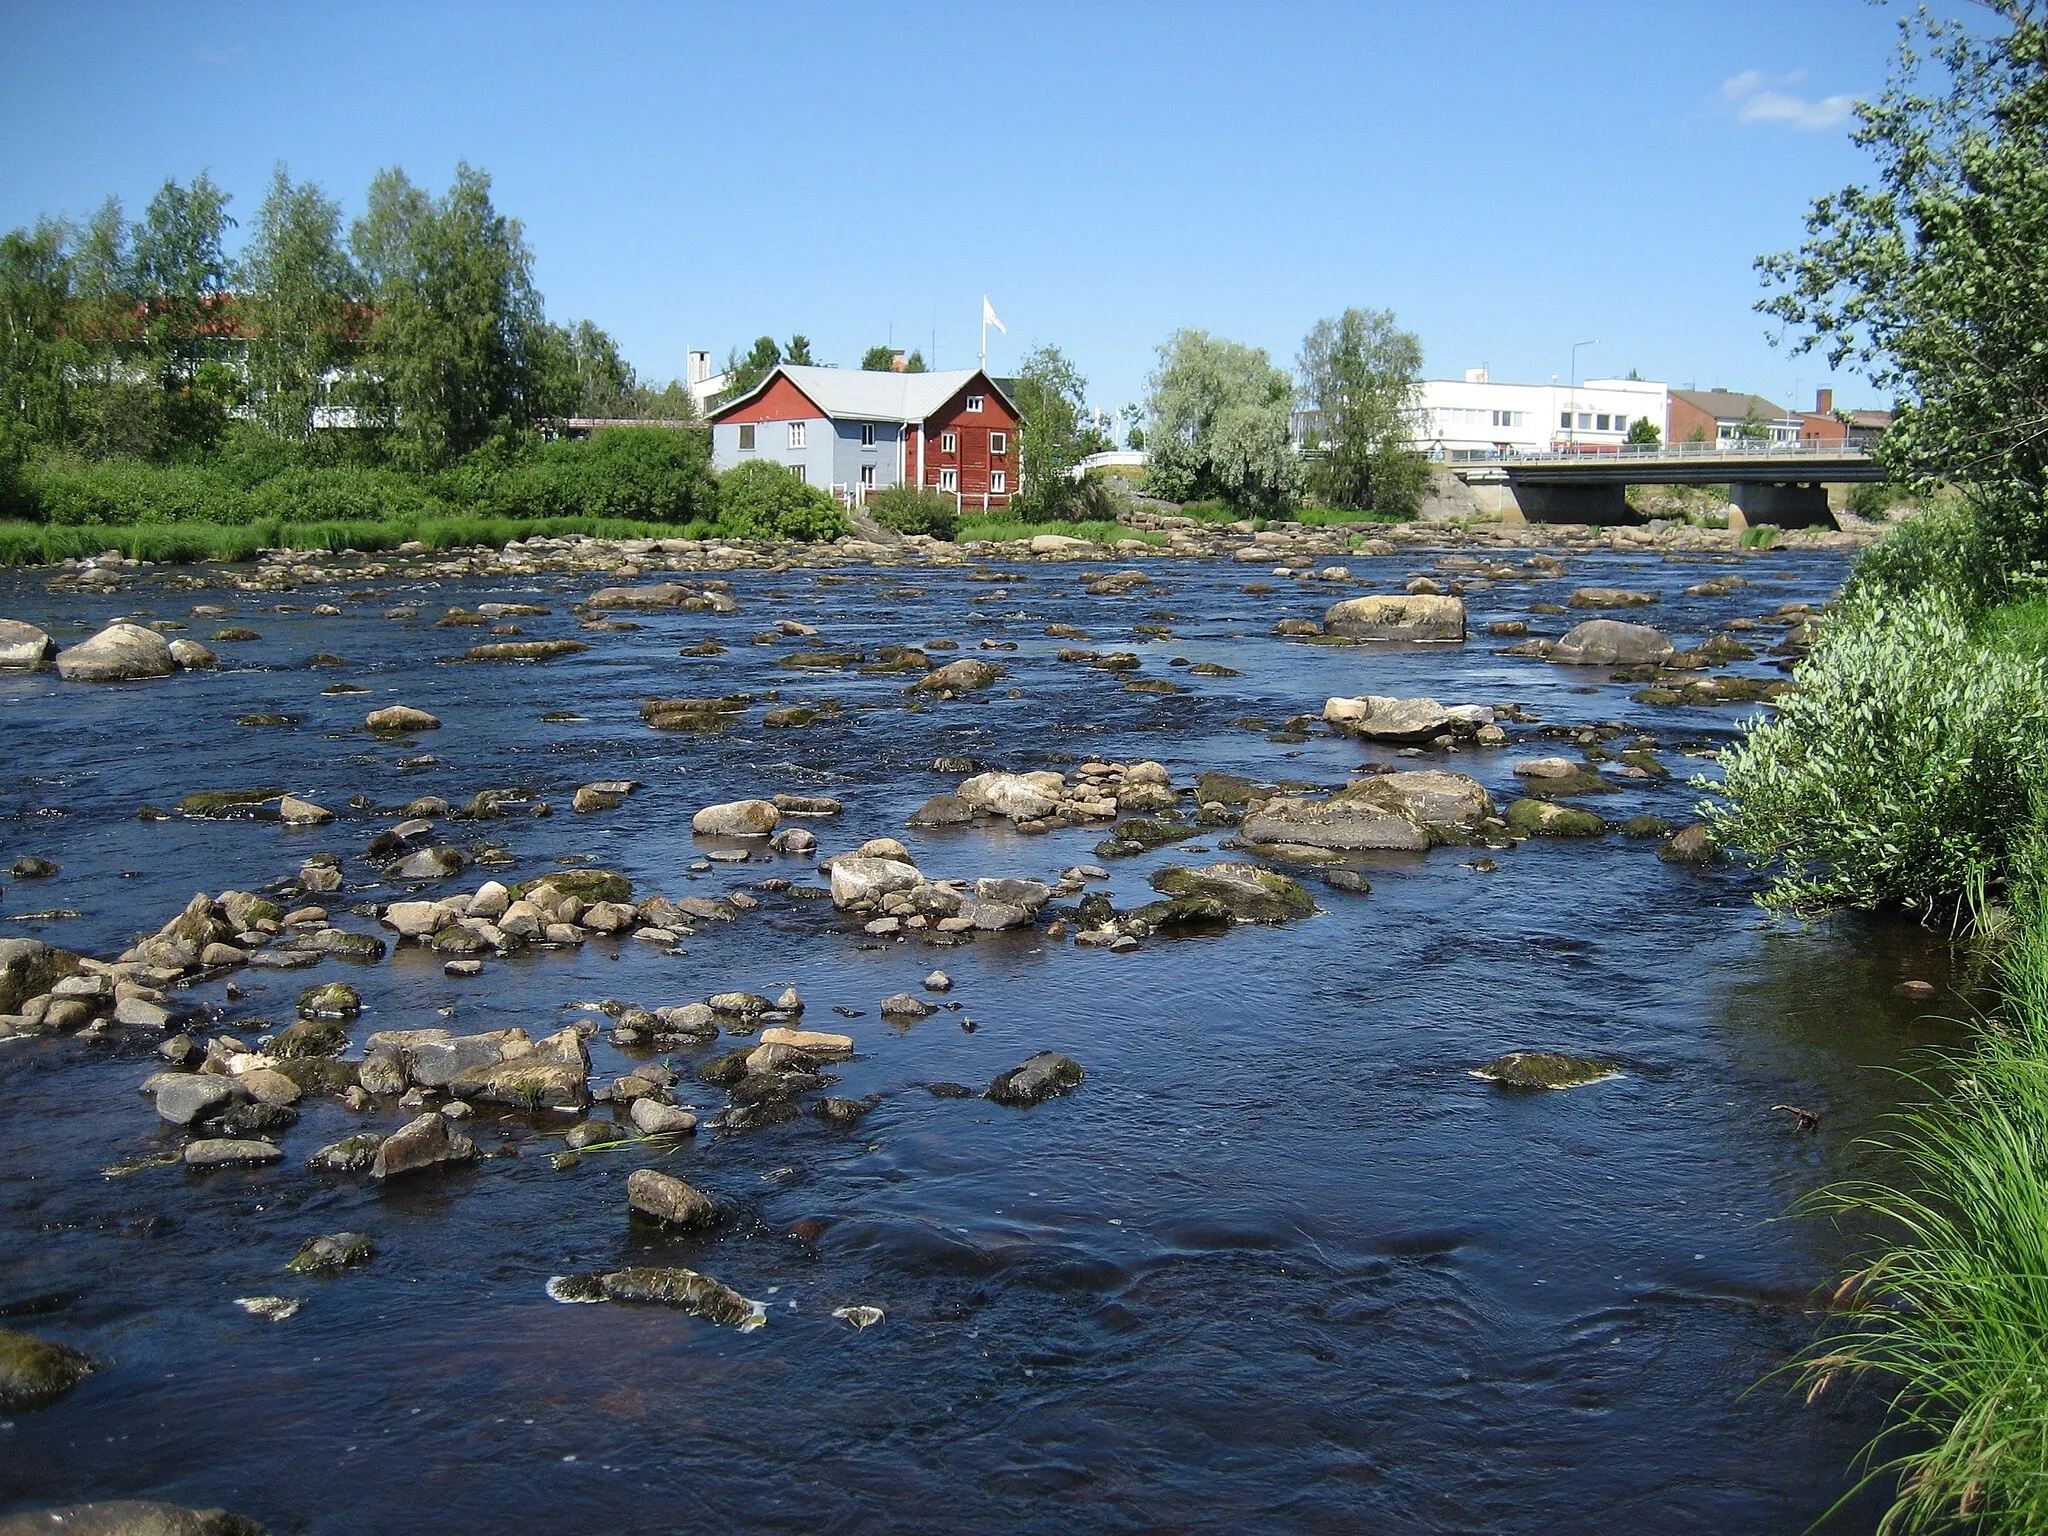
top-left (1009, 343), bottom-right (1094, 519)
top-left (1734, 401), bottom-right (1770, 442)
top-left (902, 348), bottom-right (926, 373)
top-left (717, 336), bottom-right (782, 404)
top-left (716, 457), bottom-right (851, 540)
top-left (0, 218), bottom-right (85, 447)
top-left (1626, 416), bottom-right (1661, 446)
top-left (132, 173), bottom-right (239, 451)
top-left (350, 163), bottom-right (551, 465)
top-left (1296, 307), bottom-right (1427, 513)
top-left (1143, 328), bottom-right (1301, 513)
top-left (1759, 1), bottom-right (2048, 590)
top-left (860, 344), bottom-right (897, 371)
top-left (241, 166), bottom-right (362, 443)
top-left (559, 319), bottom-right (641, 417)
top-left (784, 334), bottom-right (815, 366)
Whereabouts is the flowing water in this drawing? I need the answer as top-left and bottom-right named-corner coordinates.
top-left (0, 545), bottom-right (1967, 1533)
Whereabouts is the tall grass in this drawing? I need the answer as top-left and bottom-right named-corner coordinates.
top-left (1797, 836), bottom-right (2048, 1532)
top-left (0, 514), bottom-right (709, 568)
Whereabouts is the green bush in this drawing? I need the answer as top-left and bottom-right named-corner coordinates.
top-left (1708, 587), bottom-right (2048, 913)
top-left (248, 466), bottom-right (444, 523)
top-left (442, 427), bottom-right (715, 523)
top-left (1847, 479), bottom-right (1911, 519)
top-left (715, 459), bottom-right (851, 541)
top-left (866, 484), bottom-right (958, 539)
top-left (30, 456), bottom-right (255, 525)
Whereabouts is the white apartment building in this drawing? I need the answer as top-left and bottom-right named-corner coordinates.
top-left (1413, 369), bottom-right (1669, 460)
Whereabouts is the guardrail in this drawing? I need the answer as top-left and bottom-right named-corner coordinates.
top-left (1498, 439), bottom-right (1875, 465)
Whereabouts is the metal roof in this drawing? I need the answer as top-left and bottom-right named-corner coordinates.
top-left (710, 364), bottom-right (1016, 424)
top-left (1670, 388), bottom-right (1792, 422)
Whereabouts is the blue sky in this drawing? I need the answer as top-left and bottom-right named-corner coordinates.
top-left (0, 0), bottom-right (1914, 415)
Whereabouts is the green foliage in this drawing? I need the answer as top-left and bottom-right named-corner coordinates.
top-left (715, 458), bottom-right (850, 540)
top-left (860, 345), bottom-right (896, 372)
top-left (1296, 307), bottom-right (1429, 514)
top-left (1008, 343), bottom-right (1098, 520)
top-left (1143, 329), bottom-right (1301, 514)
top-left (241, 166), bottom-right (362, 442)
top-left (783, 334), bottom-right (815, 366)
top-left (1845, 497), bottom-right (2018, 610)
top-left (1793, 846), bottom-right (2048, 1535)
top-left (1625, 416), bottom-right (1661, 446)
top-left (0, 513), bottom-right (700, 567)
top-left (29, 456), bottom-right (254, 525)
top-left (866, 484), bottom-right (957, 539)
top-left (955, 518), bottom-right (1163, 546)
top-left (463, 427), bottom-right (714, 523)
top-left (1707, 587), bottom-right (2048, 914)
top-left (246, 465), bottom-right (442, 523)
top-left (719, 336), bottom-right (783, 404)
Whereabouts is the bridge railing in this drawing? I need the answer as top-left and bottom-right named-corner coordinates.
top-left (1495, 438), bottom-right (1876, 465)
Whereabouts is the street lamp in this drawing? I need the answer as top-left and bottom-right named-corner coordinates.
top-left (1568, 339), bottom-right (1598, 450)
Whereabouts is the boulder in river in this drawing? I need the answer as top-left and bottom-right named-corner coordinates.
top-left (0, 1502), bottom-right (269, 1536)
top-left (369, 1112), bottom-right (479, 1179)
top-left (1551, 620), bottom-right (1674, 667)
top-left (828, 856), bottom-right (923, 906)
top-left (184, 1138), bottom-right (284, 1169)
top-left (0, 1326), bottom-right (92, 1411)
top-left (1322, 594), bottom-right (1466, 642)
top-left (54, 622), bottom-right (176, 682)
top-left (277, 795), bottom-right (332, 826)
top-left (1147, 862), bottom-right (1317, 923)
top-left (627, 1168), bottom-right (719, 1228)
top-left (956, 771), bottom-right (1062, 821)
top-left (1472, 1051), bottom-right (1621, 1089)
top-left (0, 619), bottom-right (55, 670)
top-left (286, 1232), bottom-right (375, 1274)
top-left (1506, 799), bottom-right (1608, 838)
top-left (913, 657), bottom-right (1001, 694)
top-left (985, 1052), bottom-right (1086, 1107)
top-left (691, 799), bottom-right (781, 836)
top-left (555, 1267), bottom-right (761, 1329)
top-left (1567, 587), bottom-right (1656, 609)
top-left (167, 639), bottom-right (218, 670)
top-left (1658, 824), bottom-right (1721, 865)
top-left (364, 705), bottom-right (440, 731)
top-left (445, 1059), bottom-right (589, 1110)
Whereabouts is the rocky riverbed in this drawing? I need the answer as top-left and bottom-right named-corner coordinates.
top-left (0, 523), bottom-right (1961, 1534)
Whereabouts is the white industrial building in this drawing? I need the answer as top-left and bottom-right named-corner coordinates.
top-left (1412, 370), bottom-right (1669, 460)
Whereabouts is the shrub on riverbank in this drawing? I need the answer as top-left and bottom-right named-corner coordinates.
top-left (0, 514), bottom-right (701, 567)
top-left (866, 485), bottom-right (958, 540)
top-left (1709, 588), bottom-right (2048, 914)
top-left (714, 459), bottom-right (851, 541)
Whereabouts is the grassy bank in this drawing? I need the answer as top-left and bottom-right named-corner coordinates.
top-left (956, 519), bottom-right (1166, 546)
top-left (0, 515), bottom-right (706, 567)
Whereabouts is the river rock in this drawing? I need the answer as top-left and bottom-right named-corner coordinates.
top-left (268, 1017), bottom-right (350, 1058)
top-left (1567, 586), bottom-right (1656, 609)
top-left (627, 1167), bottom-right (719, 1227)
top-left (913, 657), bottom-right (1000, 693)
top-left (1322, 594), bottom-right (1466, 642)
top-left (957, 771), bottom-right (1062, 820)
top-left (0, 620), bottom-right (54, 670)
top-left (1147, 862), bottom-right (1316, 922)
top-left (369, 1112), bottom-right (479, 1179)
top-left (1506, 798), bottom-right (1608, 838)
top-left (54, 622), bottom-right (176, 682)
top-left (629, 1099), bottom-right (698, 1136)
top-left (381, 900), bottom-right (453, 938)
top-left (285, 1232), bottom-right (375, 1274)
top-left (308, 1133), bottom-right (385, 1172)
top-left (1551, 620), bottom-right (1675, 666)
top-left (1473, 1051), bottom-right (1621, 1089)
top-left (985, 1052), bottom-right (1086, 1106)
top-left (298, 981), bottom-right (361, 1019)
top-left (828, 856), bottom-right (923, 906)
top-left (587, 582), bottom-right (695, 609)
top-left (167, 639), bottom-right (218, 670)
top-left (907, 794), bottom-right (974, 827)
top-left (364, 705), bottom-right (440, 731)
top-left (1658, 823), bottom-right (1721, 865)
top-left (958, 898), bottom-right (1032, 930)
top-left (278, 795), bottom-right (333, 826)
top-left (0, 1502), bottom-right (269, 1536)
top-left (153, 1075), bottom-right (235, 1126)
top-left (691, 799), bottom-right (781, 836)
top-left (1322, 695), bottom-right (1493, 743)
top-left (388, 846), bottom-right (465, 881)
top-left (445, 1058), bottom-right (589, 1110)
top-left (1240, 793), bottom-right (1425, 852)
top-left (184, 1138), bottom-right (284, 1169)
top-left (0, 939), bottom-right (79, 1014)
top-left (0, 1326), bottom-right (93, 1412)
top-left (583, 1267), bottom-right (759, 1327)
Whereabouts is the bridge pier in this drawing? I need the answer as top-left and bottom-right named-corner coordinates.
top-left (1728, 480), bottom-right (1835, 529)
top-left (1506, 480), bottom-right (1639, 526)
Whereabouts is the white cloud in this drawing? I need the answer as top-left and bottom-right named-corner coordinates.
top-left (1721, 69), bottom-right (1857, 132)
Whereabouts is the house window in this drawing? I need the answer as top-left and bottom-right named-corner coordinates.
top-left (940, 430), bottom-right (957, 454)
top-left (965, 395), bottom-right (984, 412)
top-left (860, 423), bottom-right (876, 447)
top-left (788, 421), bottom-right (806, 449)
top-left (990, 470), bottom-right (1007, 493)
top-left (859, 464), bottom-right (875, 487)
top-left (1559, 412), bottom-right (1571, 430)
top-left (1596, 414), bottom-right (1611, 431)
top-left (788, 463), bottom-right (806, 484)
top-left (738, 424), bottom-right (755, 450)
top-left (990, 431), bottom-right (1007, 455)
top-left (1577, 413), bottom-right (1592, 430)
top-left (938, 468), bottom-right (957, 491)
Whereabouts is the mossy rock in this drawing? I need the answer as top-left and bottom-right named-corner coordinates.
top-left (271, 1055), bottom-right (359, 1095)
top-left (178, 788), bottom-right (283, 818)
top-left (0, 1325), bottom-right (92, 1410)
top-left (1123, 895), bottom-right (1237, 931)
top-left (1517, 771), bottom-right (1618, 800)
top-left (1187, 662), bottom-right (1244, 677)
top-left (1123, 678), bottom-right (1181, 695)
top-left (1472, 1051), bottom-right (1621, 1090)
top-left (286, 1231), bottom-right (375, 1274)
top-left (1147, 862), bottom-right (1316, 923)
top-left (1094, 818), bottom-right (1187, 856)
top-left (270, 1017), bottom-right (351, 1058)
top-left (1195, 771), bottom-right (1263, 807)
top-left (1506, 798), bottom-right (1607, 838)
top-left (524, 868), bottom-right (633, 904)
top-left (763, 706), bottom-right (818, 728)
top-left (297, 981), bottom-right (361, 1020)
top-left (465, 640), bottom-right (590, 662)
top-left (1620, 815), bottom-right (1672, 840)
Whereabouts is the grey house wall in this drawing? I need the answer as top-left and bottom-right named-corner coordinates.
top-left (832, 420), bottom-right (902, 495)
top-left (711, 416), bottom-right (835, 487)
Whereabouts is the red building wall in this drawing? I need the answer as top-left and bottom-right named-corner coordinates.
top-left (1667, 396), bottom-right (1718, 445)
top-left (715, 375), bottom-right (826, 426)
top-left (918, 376), bottom-right (1018, 507)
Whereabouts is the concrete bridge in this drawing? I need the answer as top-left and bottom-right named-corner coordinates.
top-left (1456, 441), bottom-right (1884, 527)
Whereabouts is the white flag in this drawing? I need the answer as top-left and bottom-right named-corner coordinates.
top-left (982, 296), bottom-right (1005, 334)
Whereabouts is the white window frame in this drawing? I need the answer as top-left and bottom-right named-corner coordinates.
top-left (860, 423), bottom-right (875, 447)
top-left (940, 430), bottom-right (957, 454)
top-left (938, 468), bottom-right (957, 491)
top-left (965, 394), bottom-right (985, 412)
top-left (788, 421), bottom-right (806, 449)
top-left (859, 464), bottom-right (876, 487)
top-left (989, 430), bottom-right (1007, 455)
top-left (788, 463), bottom-right (806, 484)
top-left (990, 470), bottom-right (1007, 493)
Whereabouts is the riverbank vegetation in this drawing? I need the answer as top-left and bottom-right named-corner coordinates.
top-left (1711, 6), bottom-right (2048, 1528)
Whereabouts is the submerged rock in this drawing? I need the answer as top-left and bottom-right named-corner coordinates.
top-left (0, 1326), bottom-right (93, 1410)
top-left (286, 1232), bottom-right (375, 1274)
top-left (627, 1168), bottom-right (719, 1228)
top-left (1658, 824), bottom-right (1721, 865)
top-left (0, 1506), bottom-right (269, 1536)
top-left (566, 1267), bottom-right (762, 1329)
top-left (1472, 1051), bottom-right (1621, 1089)
top-left (1146, 862), bottom-right (1316, 923)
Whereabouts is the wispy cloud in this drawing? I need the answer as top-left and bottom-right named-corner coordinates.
top-left (1721, 69), bottom-right (1857, 132)
top-left (192, 43), bottom-right (246, 67)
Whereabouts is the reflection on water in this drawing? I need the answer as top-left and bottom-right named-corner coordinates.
top-left (0, 546), bottom-right (1962, 1531)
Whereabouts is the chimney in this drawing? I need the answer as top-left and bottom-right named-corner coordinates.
top-left (1815, 387), bottom-right (1833, 414)
top-left (889, 350), bottom-right (907, 372)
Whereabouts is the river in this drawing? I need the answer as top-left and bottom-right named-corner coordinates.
top-left (0, 541), bottom-right (1963, 1533)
